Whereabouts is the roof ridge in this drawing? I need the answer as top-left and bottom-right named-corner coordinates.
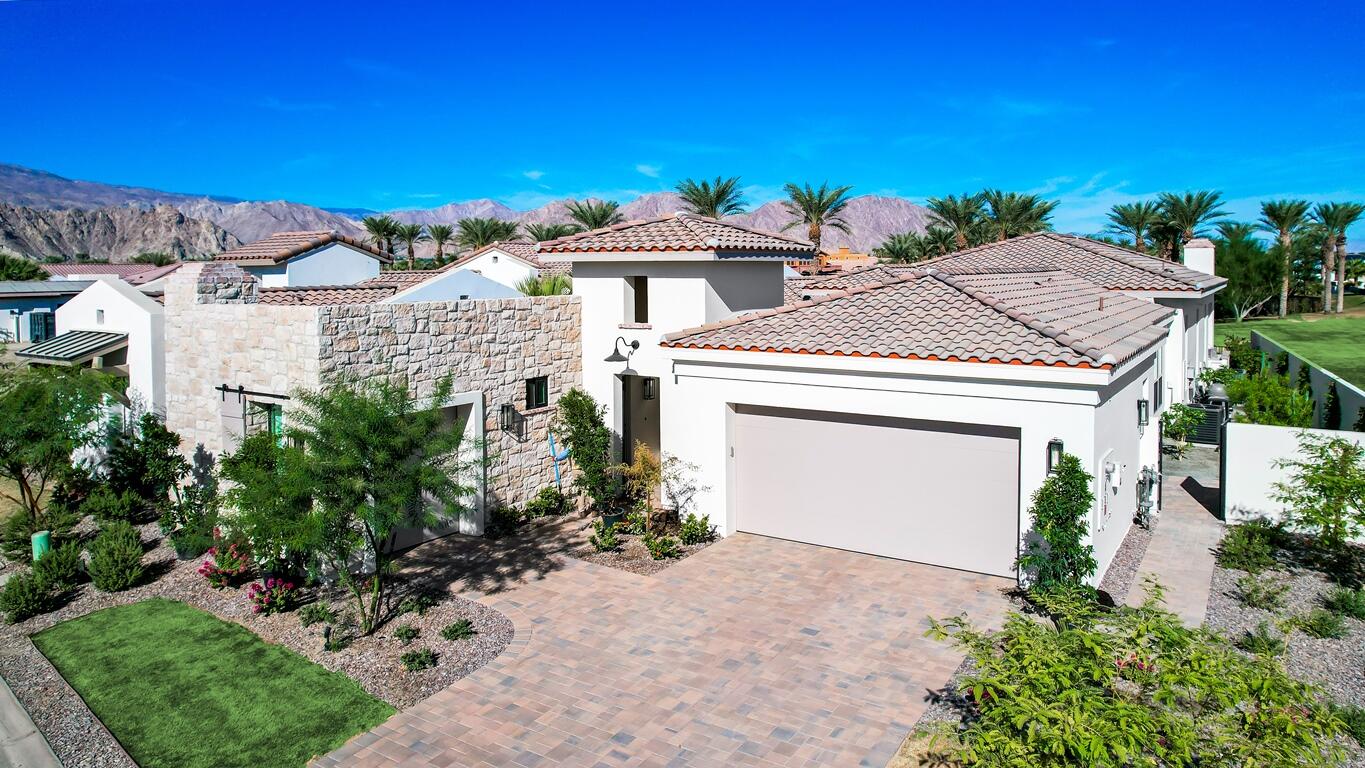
top-left (928, 270), bottom-right (1118, 366)
top-left (1045, 233), bottom-right (1203, 288)
top-left (535, 211), bottom-right (815, 253)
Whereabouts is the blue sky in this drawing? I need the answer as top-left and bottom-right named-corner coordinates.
top-left (2, 0), bottom-right (1363, 241)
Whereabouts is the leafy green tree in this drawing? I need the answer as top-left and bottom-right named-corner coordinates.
top-left (1227, 371), bottom-right (1314, 427)
top-left (425, 223), bottom-right (454, 266)
top-left (1161, 403), bottom-right (1205, 456)
top-left (675, 176), bottom-right (747, 218)
top-left (1016, 453), bottom-right (1096, 592)
top-left (1104, 201), bottom-right (1162, 251)
top-left (131, 252), bottom-right (176, 266)
top-left (926, 192), bottom-right (986, 250)
top-left (455, 217), bottom-right (519, 249)
top-left (219, 431), bottom-right (315, 577)
top-left (515, 274), bottom-right (572, 296)
top-left (874, 232), bottom-right (933, 263)
top-left (1214, 221), bottom-right (1281, 320)
top-left (360, 214), bottom-right (401, 255)
top-left (522, 222), bottom-right (581, 242)
top-left (780, 182), bottom-right (854, 253)
top-left (394, 223), bottom-right (427, 270)
top-left (105, 413), bottom-right (190, 506)
top-left (564, 200), bottom-right (624, 231)
top-left (1257, 199), bottom-right (1311, 317)
top-left (554, 387), bottom-right (613, 511)
top-left (0, 252), bottom-right (46, 281)
top-left (1274, 432), bottom-right (1365, 556)
top-left (286, 375), bottom-right (475, 634)
top-left (1159, 190), bottom-right (1229, 252)
top-left (980, 189), bottom-right (1057, 241)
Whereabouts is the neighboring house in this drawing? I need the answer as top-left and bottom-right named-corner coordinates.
top-left (361, 267), bottom-right (523, 303)
top-left (212, 230), bottom-right (390, 287)
top-left (549, 214), bottom-right (1180, 582)
top-left (41, 262), bottom-right (175, 282)
top-left (820, 246), bottom-right (878, 272)
top-left (0, 280), bottom-right (92, 343)
top-left (447, 240), bottom-right (570, 290)
top-left (18, 277), bottom-right (167, 414)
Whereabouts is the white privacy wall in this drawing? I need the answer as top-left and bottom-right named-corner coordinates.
top-left (1223, 422), bottom-right (1365, 524)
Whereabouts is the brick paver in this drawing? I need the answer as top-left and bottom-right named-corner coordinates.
top-left (1125, 475), bottom-right (1224, 625)
top-left (315, 532), bottom-right (1012, 768)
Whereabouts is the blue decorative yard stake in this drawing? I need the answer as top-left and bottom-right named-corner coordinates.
top-left (549, 432), bottom-right (570, 492)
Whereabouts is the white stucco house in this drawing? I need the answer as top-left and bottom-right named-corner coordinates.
top-left (447, 240), bottom-right (570, 290)
top-left (359, 266), bottom-right (522, 303)
top-left (542, 214), bottom-right (1195, 582)
top-left (213, 230), bottom-right (390, 287)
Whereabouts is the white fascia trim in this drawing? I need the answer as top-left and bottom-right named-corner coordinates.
top-left (549, 250), bottom-right (801, 263)
top-left (1127, 285), bottom-right (1225, 300)
top-left (660, 345), bottom-right (1115, 387)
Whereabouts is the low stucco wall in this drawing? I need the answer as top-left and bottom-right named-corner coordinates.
top-left (1223, 422), bottom-right (1365, 524)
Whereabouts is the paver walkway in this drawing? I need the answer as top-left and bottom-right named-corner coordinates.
top-left (0, 675), bottom-right (60, 768)
top-left (1125, 472), bottom-right (1224, 625)
top-left (316, 532), bottom-right (1012, 768)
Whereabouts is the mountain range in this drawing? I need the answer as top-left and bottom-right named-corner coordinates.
top-left (0, 163), bottom-right (933, 261)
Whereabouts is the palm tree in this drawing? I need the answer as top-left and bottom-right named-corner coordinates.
top-left (0, 252), bottom-right (46, 281)
top-left (675, 176), bottom-right (747, 218)
top-left (926, 193), bottom-right (986, 250)
top-left (980, 190), bottom-right (1057, 241)
top-left (426, 224), bottom-right (454, 266)
top-left (516, 273), bottom-right (573, 296)
top-left (361, 214), bottom-right (401, 255)
top-left (1258, 199), bottom-right (1311, 318)
top-left (395, 223), bottom-right (427, 270)
top-left (564, 200), bottom-right (623, 231)
top-left (1311, 202), bottom-right (1365, 313)
top-left (1158, 190), bottom-right (1229, 258)
top-left (456, 217), bottom-right (520, 250)
top-left (1105, 201), bottom-right (1162, 251)
top-left (523, 222), bottom-right (582, 242)
top-left (874, 232), bottom-right (933, 264)
top-left (1334, 203), bottom-right (1364, 314)
top-left (924, 226), bottom-right (959, 256)
top-left (780, 182), bottom-right (854, 253)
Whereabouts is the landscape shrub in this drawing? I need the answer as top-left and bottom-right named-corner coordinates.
top-left (554, 388), bottom-right (613, 510)
top-left (0, 505), bottom-right (80, 564)
top-left (622, 507), bottom-right (647, 535)
top-left (1198, 366), bottom-right (1243, 386)
top-left (246, 577), bottom-right (298, 615)
top-left (523, 486), bottom-right (565, 519)
top-left (1236, 621), bottom-right (1287, 657)
top-left (1296, 362), bottom-right (1313, 392)
top-left (160, 481), bottom-right (218, 560)
top-left (485, 504), bottom-right (524, 538)
top-left (612, 442), bottom-right (662, 511)
top-left (1234, 572), bottom-right (1290, 611)
top-left (87, 521), bottom-right (145, 592)
top-left (1160, 403), bottom-right (1205, 455)
top-left (0, 570), bottom-right (52, 623)
top-left (1334, 704), bottom-right (1365, 747)
top-left (1323, 586), bottom-right (1365, 620)
top-left (32, 543), bottom-right (85, 590)
top-left (678, 513), bottom-right (716, 545)
top-left (104, 413), bottom-right (190, 505)
top-left (197, 533), bottom-right (251, 588)
top-left (1228, 370), bottom-right (1314, 427)
top-left (399, 592), bottom-right (438, 617)
top-left (1215, 521), bottom-right (1278, 573)
top-left (1273, 432), bottom-right (1365, 557)
top-left (217, 431), bottom-right (312, 578)
top-left (1015, 453), bottom-right (1096, 594)
top-left (440, 618), bottom-right (476, 641)
top-left (1223, 335), bottom-right (1260, 373)
top-left (642, 531), bottom-right (681, 560)
top-left (81, 485), bottom-right (143, 523)
top-left (1276, 351), bottom-right (1291, 375)
top-left (298, 602), bottom-right (337, 627)
top-left (400, 648), bottom-right (437, 671)
top-left (393, 624), bottom-right (419, 645)
top-left (926, 584), bottom-right (1344, 766)
top-left (1324, 383), bottom-right (1342, 431)
top-left (50, 463), bottom-right (96, 513)
top-left (588, 518), bottom-right (618, 552)
top-left (1289, 608), bottom-right (1348, 639)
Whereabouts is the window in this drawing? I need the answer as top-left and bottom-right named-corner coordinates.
top-left (526, 376), bottom-right (549, 409)
top-left (626, 276), bottom-right (649, 323)
top-left (96, 309), bottom-right (105, 325)
top-left (28, 312), bottom-right (55, 342)
top-left (246, 401), bottom-right (285, 447)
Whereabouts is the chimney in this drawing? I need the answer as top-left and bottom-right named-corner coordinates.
top-left (1183, 238), bottom-right (1216, 276)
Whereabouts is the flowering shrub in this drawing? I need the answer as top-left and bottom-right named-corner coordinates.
top-left (197, 531), bottom-right (251, 588)
top-left (246, 577), bottom-right (298, 615)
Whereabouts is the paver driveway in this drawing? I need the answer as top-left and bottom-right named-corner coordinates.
top-left (315, 530), bottom-right (1012, 768)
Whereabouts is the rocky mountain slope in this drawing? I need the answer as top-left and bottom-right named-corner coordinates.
top-left (0, 203), bottom-right (241, 261)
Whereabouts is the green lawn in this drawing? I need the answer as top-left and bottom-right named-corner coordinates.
top-left (1216, 311), bottom-right (1365, 389)
top-left (32, 600), bottom-right (393, 768)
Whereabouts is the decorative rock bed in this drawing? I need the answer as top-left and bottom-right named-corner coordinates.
top-left (0, 522), bottom-right (513, 767)
top-left (530, 515), bottom-right (715, 576)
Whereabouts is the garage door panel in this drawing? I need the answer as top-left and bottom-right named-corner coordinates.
top-left (733, 405), bottom-right (1018, 577)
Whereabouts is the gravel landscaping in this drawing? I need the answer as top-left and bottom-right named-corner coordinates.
top-left (530, 514), bottom-right (715, 576)
top-left (1098, 516), bottom-right (1155, 602)
top-left (0, 522), bottom-right (513, 767)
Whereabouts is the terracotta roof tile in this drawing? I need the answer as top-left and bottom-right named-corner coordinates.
top-left (536, 213), bottom-right (816, 256)
top-left (359, 264), bottom-right (458, 290)
top-left (256, 284), bottom-right (397, 305)
top-left (215, 230), bottom-right (392, 264)
top-left (922, 232), bottom-right (1224, 292)
top-left (664, 268), bottom-right (1173, 371)
top-left (40, 263), bottom-right (167, 279)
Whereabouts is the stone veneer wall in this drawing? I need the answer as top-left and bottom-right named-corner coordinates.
top-left (317, 296), bottom-right (582, 507)
top-left (164, 263), bottom-right (321, 461)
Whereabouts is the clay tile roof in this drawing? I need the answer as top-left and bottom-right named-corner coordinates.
top-left (663, 268), bottom-right (1173, 371)
top-left (256, 284), bottom-right (397, 306)
top-left (40, 262), bottom-right (166, 279)
top-left (535, 213), bottom-right (816, 256)
top-left (123, 262), bottom-right (184, 285)
top-left (921, 232), bottom-right (1224, 292)
top-left (215, 230), bottom-right (392, 264)
top-left (358, 260), bottom-right (462, 290)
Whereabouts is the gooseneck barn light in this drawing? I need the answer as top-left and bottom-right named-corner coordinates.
top-left (604, 336), bottom-right (639, 364)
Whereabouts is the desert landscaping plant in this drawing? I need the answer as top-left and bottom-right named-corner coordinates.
top-left (298, 602), bottom-right (337, 628)
top-left (246, 577), bottom-right (298, 615)
top-left (218, 431), bottom-right (314, 577)
top-left (1236, 621), bottom-right (1287, 657)
top-left (1160, 402), bottom-right (1205, 456)
top-left (32, 542), bottom-right (85, 590)
top-left (105, 412), bottom-right (190, 507)
top-left (1234, 572), bottom-right (1291, 611)
top-left (393, 624), bottom-right (419, 645)
top-left (86, 521), bottom-right (145, 592)
top-left (81, 485), bottom-right (142, 523)
top-left (198, 533), bottom-right (251, 589)
top-left (1323, 586), bottom-right (1365, 620)
top-left (1289, 608), bottom-right (1348, 640)
top-left (1215, 520), bottom-right (1279, 573)
top-left (1273, 432), bottom-right (1365, 558)
top-left (440, 618), bottom-right (476, 641)
top-left (642, 531), bottom-right (681, 560)
top-left (399, 592), bottom-right (438, 617)
top-left (400, 648), bottom-right (437, 672)
top-left (588, 518), bottom-right (619, 552)
top-left (0, 569), bottom-right (52, 623)
top-left (523, 486), bottom-right (566, 518)
top-left (679, 513), bottom-right (716, 545)
top-left (1015, 453), bottom-right (1096, 594)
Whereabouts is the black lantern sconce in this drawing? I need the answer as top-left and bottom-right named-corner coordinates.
top-left (499, 403), bottom-right (515, 431)
top-left (642, 377), bottom-right (657, 400)
top-left (1047, 438), bottom-right (1064, 473)
top-left (1137, 398), bottom-right (1150, 428)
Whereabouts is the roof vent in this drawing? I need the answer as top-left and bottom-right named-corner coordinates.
top-left (705, 237), bottom-right (722, 247)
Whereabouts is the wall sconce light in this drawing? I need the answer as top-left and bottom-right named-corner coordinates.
top-left (604, 336), bottom-right (639, 364)
top-left (1137, 398), bottom-right (1149, 427)
top-left (499, 403), bottom-right (515, 431)
top-left (642, 378), bottom-right (656, 400)
top-left (1047, 438), bottom-right (1064, 473)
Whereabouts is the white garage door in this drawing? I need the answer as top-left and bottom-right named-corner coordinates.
top-left (732, 405), bottom-right (1019, 577)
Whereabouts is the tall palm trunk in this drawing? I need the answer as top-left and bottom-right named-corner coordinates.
top-left (1321, 238), bottom-right (1335, 313)
top-left (808, 222), bottom-right (821, 254)
top-left (1279, 231), bottom-right (1293, 318)
top-left (955, 232), bottom-right (968, 249)
top-left (1134, 234), bottom-right (1145, 251)
top-left (1336, 234), bottom-right (1349, 314)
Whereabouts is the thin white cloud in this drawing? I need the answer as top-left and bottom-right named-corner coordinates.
top-left (522, 170), bottom-right (545, 181)
top-left (258, 97), bottom-right (336, 113)
top-left (635, 164), bottom-right (662, 178)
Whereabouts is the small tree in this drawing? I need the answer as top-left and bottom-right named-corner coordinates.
top-left (554, 388), bottom-right (613, 511)
top-left (218, 431), bottom-right (314, 577)
top-left (1016, 453), bottom-right (1097, 592)
top-left (1160, 403), bottom-right (1205, 456)
top-left (106, 413), bottom-right (190, 505)
top-left (1324, 383), bottom-right (1342, 431)
top-left (287, 375), bottom-right (473, 635)
top-left (1273, 432), bottom-right (1365, 556)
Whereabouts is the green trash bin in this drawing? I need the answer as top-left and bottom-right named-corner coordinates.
top-left (31, 530), bottom-right (51, 562)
